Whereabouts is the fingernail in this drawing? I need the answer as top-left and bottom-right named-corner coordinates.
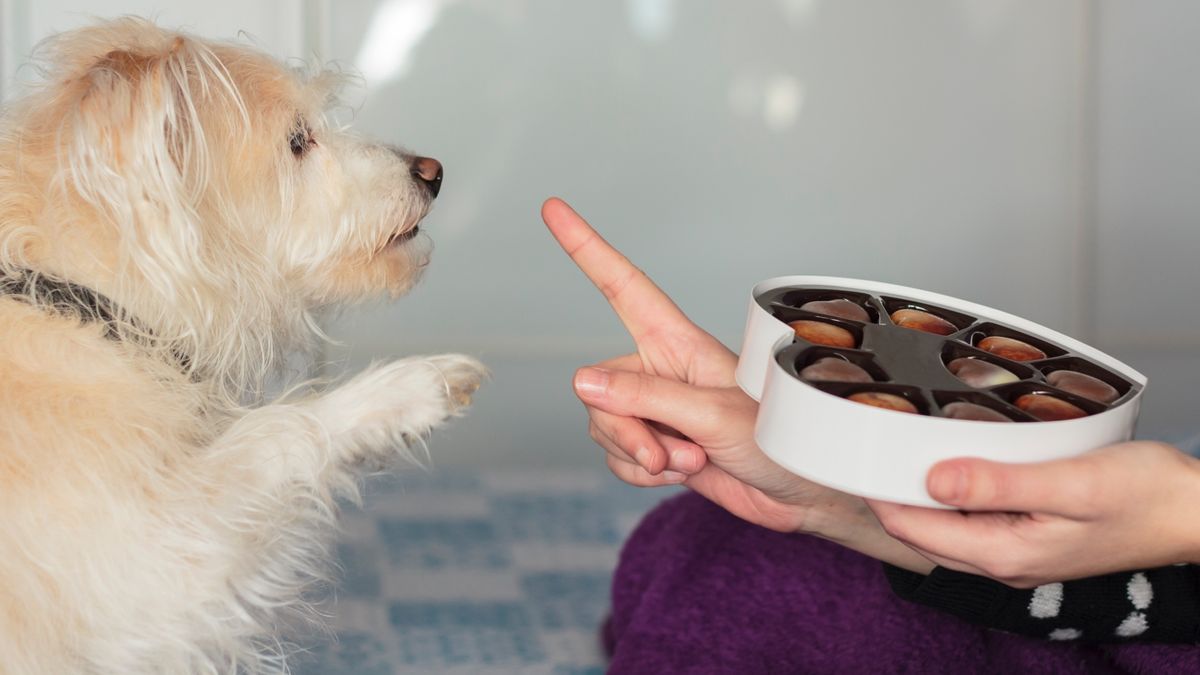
top-left (929, 465), bottom-right (967, 503)
top-left (662, 471), bottom-right (687, 484)
top-left (574, 367), bottom-right (609, 398)
top-left (670, 449), bottom-right (698, 474)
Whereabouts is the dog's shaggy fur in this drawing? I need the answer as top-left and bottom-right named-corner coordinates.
top-left (0, 18), bottom-right (485, 674)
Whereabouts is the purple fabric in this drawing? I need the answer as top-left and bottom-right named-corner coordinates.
top-left (606, 492), bottom-right (1200, 674)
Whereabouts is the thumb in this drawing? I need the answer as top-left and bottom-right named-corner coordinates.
top-left (574, 367), bottom-right (724, 440)
top-left (926, 456), bottom-right (1098, 518)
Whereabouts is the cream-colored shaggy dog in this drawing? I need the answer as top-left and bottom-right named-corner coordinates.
top-left (0, 18), bottom-right (485, 674)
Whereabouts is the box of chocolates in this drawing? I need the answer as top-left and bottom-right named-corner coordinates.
top-left (735, 276), bottom-right (1147, 507)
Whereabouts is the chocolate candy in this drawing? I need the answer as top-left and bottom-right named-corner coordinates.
top-left (947, 358), bottom-right (1019, 388)
top-left (941, 402), bottom-right (1013, 422)
top-left (978, 336), bottom-right (1046, 362)
top-left (789, 320), bottom-right (857, 348)
top-left (800, 357), bottom-right (873, 383)
top-left (1047, 370), bottom-right (1119, 404)
top-left (800, 299), bottom-right (870, 323)
top-left (847, 392), bottom-right (918, 414)
top-left (1015, 394), bottom-right (1088, 421)
top-left (890, 309), bottom-right (957, 336)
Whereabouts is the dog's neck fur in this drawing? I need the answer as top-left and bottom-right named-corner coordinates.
top-left (0, 267), bottom-right (194, 373)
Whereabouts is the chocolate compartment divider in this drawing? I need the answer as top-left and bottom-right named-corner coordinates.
top-left (859, 320), bottom-right (968, 391)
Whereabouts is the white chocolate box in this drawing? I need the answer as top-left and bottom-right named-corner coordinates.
top-left (735, 276), bottom-right (1148, 508)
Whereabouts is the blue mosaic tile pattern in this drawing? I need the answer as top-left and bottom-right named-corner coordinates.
top-left (291, 469), bottom-right (677, 675)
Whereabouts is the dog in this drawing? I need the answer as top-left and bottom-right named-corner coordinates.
top-left (0, 17), bottom-right (485, 673)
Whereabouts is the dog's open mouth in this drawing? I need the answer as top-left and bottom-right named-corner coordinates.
top-left (386, 224), bottom-right (421, 246)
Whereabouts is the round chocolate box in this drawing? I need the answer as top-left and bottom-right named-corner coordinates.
top-left (735, 276), bottom-right (1147, 508)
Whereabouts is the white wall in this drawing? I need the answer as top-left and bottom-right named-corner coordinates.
top-left (2, 1), bottom-right (1197, 463)
top-left (1091, 0), bottom-right (1200, 445)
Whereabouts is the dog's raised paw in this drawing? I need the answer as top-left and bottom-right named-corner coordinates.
top-left (424, 354), bottom-right (488, 410)
top-left (316, 354), bottom-right (488, 452)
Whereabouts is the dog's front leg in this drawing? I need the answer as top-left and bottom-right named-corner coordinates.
top-left (206, 353), bottom-right (486, 492)
top-left (191, 354), bottom-right (485, 652)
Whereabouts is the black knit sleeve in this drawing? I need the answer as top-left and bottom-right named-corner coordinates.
top-left (883, 563), bottom-right (1200, 643)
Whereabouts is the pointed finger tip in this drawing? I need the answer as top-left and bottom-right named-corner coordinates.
top-left (541, 196), bottom-right (572, 223)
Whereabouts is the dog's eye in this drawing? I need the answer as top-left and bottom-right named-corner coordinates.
top-left (289, 119), bottom-right (315, 158)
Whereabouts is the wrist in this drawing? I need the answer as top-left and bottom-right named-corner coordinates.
top-left (1183, 451), bottom-right (1200, 565)
top-left (804, 496), bottom-right (936, 575)
top-left (801, 494), bottom-right (872, 541)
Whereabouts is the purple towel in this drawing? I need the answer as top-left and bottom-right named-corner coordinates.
top-left (605, 492), bottom-right (1200, 674)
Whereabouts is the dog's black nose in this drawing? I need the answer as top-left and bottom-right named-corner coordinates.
top-left (411, 157), bottom-right (443, 198)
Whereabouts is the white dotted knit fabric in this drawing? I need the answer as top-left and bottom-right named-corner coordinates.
top-left (1128, 573), bottom-right (1154, 608)
top-left (1049, 628), bottom-right (1082, 641)
top-left (1116, 573), bottom-right (1153, 637)
top-left (1029, 583), bottom-right (1064, 619)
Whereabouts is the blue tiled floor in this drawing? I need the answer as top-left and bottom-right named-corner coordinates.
top-left (291, 469), bottom-right (677, 675)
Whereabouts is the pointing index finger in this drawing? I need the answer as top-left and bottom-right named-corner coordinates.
top-left (542, 197), bottom-right (690, 339)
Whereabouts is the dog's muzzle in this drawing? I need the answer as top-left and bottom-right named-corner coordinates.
top-left (411, 156), bottom-right (443, 198)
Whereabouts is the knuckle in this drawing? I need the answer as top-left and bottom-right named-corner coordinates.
top-left (704, 389), bottom-right (741, 431)
top-left (614, 369), bottom-right (652, 408)
top-left (708, 389), bottom-right (734, 417)
top-left (598, 266), bottom-right (639, 302)
top-left (978, 467), bottom-right (1013, 505)
top-left (608, 456), bottom-right (655, 487)
top-left (627, 373), bottom-right (652, 406)
top-left (610, 421), bottom-right (638, 453)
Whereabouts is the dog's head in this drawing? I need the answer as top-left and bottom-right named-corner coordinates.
top-left (0, 18), bottom-right (443, 384)
top-left (5, 17), bottom-right (438, 312)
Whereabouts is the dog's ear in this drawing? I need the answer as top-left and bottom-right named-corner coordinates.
top-left (66, 37), bottom-right (242, 298)
top-left (75, 40), bottom-right (200, 186)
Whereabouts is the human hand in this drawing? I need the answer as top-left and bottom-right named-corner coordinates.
top-left (542, 198), bottom-right (927, 560)
top-left (868, 441), bottom-right (1200, 588)
top-left (572, 362), bottom-right (868, 535)
top-left (541, 196), bottom-right (734, 480)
